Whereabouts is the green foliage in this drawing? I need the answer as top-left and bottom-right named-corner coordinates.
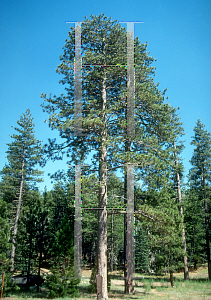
top-left (184, 190), bottom-right (207, 267)
top-left (0, 198), bottom-right (10, 272)
top-left (185, 120), bottom-right (211, 270)
top-left (135, 186), bottom-right (184, 275)
top-left (45, 266), bottom-right (80, 298)
top-left (189, 120), bottom-right (211, 187)
top-left (1, 273), bottom-right (20, 297)
top-left (15, 190), bottom-right (44, 275)
top-left (40, 15), bottom-right (186, 285)
top-left (135, 222), bottom-right (150, 273)
top-left (80, 174), bottom-right (98, 267)
top-left (107, 173), bottom-right (124, 269)
top-left (0, 109), bottom-right (43, 198)
top-left (80, 172), bottom-right (124, 270)
top-left (89, 262), bottom-right (97, 293)
top-left (0, 109), bottom-right (43, 273)
top-left (43, 186), bottom-right (79, 298)
top-left (0, 14), bottom-right (197, 298)
top-left (40, 14), bottom-right (184, 174)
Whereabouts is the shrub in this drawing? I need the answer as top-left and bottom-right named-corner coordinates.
top-left (46, 268), bottom-right (80, 298)
top-left (1, 273), bottom-right (20, 297)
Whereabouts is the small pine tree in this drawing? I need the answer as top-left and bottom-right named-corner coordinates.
top-left (0, 109), bottom-right (43, 273)
top-left (135, 221), bottom-right (150, 273)
top-left (186, 120), bottom-right (211, 279)
top-left (136, 186), bottom-right (184, 286)
top-left (45, 210), bottom-right (80, 298)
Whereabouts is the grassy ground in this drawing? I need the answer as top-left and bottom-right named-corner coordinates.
top-left (3, 265), bottom-right (211, 299)
top-left (78, 265), bottom-right (211, 300)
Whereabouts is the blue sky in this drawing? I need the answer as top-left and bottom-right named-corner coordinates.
top-left (0, 0), bottom-right (211, 191)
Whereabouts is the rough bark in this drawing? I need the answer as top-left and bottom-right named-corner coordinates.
top-left (27, 224), bottom-right (33, 290)
top-left (37, 210), bottom-right (44, 292)
top-left (192, 223), bottom-right (197, 270)
top-left (10, 143), bottom-right (25, 274)
top-left (125, 165), bottom-right (134, 294)
top-left (97, 76), bottom-right (108, 300)
top-left (110, 213), bottom-right (113, 272)
top-left (124, 168), bottom-right (127, 293)
top-left (202, 172), bottom-right (211, 280)
top-left (37, 247), bottom-right (42, 292)
top-left (174, 141), bottom-right (189, 280)
top-left (124, 26), bottom-right (135, 295)
top-left (124, 142), bottom-right (131, 293)
top-left (124, 154), bottom-right (135, 295)
top-left (170, 271), bottom-right (174, 287)
top-left (205, 199), bottom-right (211, 280)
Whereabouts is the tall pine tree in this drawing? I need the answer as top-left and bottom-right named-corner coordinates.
top-left (0, 109), bottom-right (43, 273)
top-left (187, 120), bottom-right (211, 280)
top-left (41, 14), bottom-right (185, 297)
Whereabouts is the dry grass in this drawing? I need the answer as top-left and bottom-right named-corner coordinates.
top-left (79, 265), bottom-right (211, 299)
top-left (3, 265), bottom-right (211, 299)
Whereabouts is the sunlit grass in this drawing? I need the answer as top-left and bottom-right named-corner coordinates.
top-left (81, 265), bottom-right (211, 299)
top-left (3, 265), bottom-right (211, 299)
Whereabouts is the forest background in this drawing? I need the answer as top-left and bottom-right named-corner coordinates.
top-left (0, 0), bottom-right (211, 191)
top-left (0, 1), bottom-right (211, 298)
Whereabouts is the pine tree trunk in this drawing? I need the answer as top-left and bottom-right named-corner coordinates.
top-left (124, 26), bottom-right (135, 295)
top-left (63, 257), bottom-right (66, 288)
top-left (124, 143), bottom-right (131, 293)
top-left (37, 247), bottom-right (42, 292)
top-left (97, 76), bottom-right (108, 300)
top-left (205, 204), bottom-right (211, 280)
top-left (194, 258), bottom-right (197, 270)
top-left (182, 227), bottom-right (189, 280)
top-left (192, 222), bottom-right (197, 270)
top-left (126, 165), bottom-right (135, 294)
top-left (174, 141), bottom-right (189, 280)
top-left (170, 271), bottom-right (174, 287)
top-left (111, 213), bottom-right (113, 272)
top-left (203, 176), bottom-right (211, 280)
top-left (27, 223), bottom-right (33, 291)
top-left (37, 211), bottom-right (44, 292)
top-left (90, 238), bottom-right (93, 270)
top-left (124, 170), bottom-right (127, 293)
top-left (10, 143), bottom-right (25, 273)
top-left (124, 151), bottom-right (135, 294)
